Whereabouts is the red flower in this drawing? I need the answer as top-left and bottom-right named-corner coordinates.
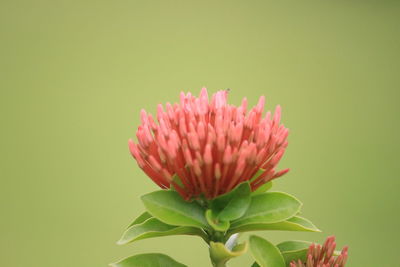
top-left (129, 88), bottom-right (289, 200)
top-left (291, 236), bottom-right (349, 267)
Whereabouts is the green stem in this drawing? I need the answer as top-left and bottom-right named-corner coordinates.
top-left (209, 244), bottom-right (228, 267)
top-left (213, 260), bottom-right (227, 267)
top-left (208, 234), bottom-right (241, 267)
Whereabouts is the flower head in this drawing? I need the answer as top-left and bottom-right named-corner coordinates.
top-left (129, 88), bottom-right (289, 200)
top-left (291, 236), bottom-right (349, 267)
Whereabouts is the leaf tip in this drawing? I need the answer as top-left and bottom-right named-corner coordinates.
top-left (139, 193), bottom-right (148, 201)
top-left (116, 238), bottom-right (126, 245)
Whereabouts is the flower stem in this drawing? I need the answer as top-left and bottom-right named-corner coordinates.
top-left (212, 260), bottom-right (227, 267)
top-left (209, 245), bottom-right (228, 267)
top-left (208, 234), bottom-right (241, 267)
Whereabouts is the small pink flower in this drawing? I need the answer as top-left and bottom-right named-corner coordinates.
top-left (291, 236), bottom-right (349, 267)
top-left (129, 88), bottom-right (289, 200)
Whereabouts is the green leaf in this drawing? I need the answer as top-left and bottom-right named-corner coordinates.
top-left (127, 212), bottom-right (152, 228)
top-left (210, 182), bottom-right (252, 222)
top-left (118, 217), bottom-right (208, 245)
top-left (205, 209), bottom-right (230, 232)
top-left (231, 192), bottom-right (302, 228)
top-left (249, 235), bottom-right (285, 267)
top-left (252, 181), bottom-right (273, 195)
top-left (110, 253), bottom-right (187, 267)
top-left (251, 262), bottom-right (261, 267)
top-left (228, 216), bottom-right (320, 235)
top-left (141, 190), bottom-right (208, 229)
top-left (277, 240), bottom-right (311, 266)
top-left (209, 241), bottom-right (248, 267)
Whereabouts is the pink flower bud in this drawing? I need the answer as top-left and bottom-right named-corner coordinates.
top-left (291, 236), bottom-right (349, 267)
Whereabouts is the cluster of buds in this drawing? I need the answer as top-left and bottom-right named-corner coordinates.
top-left (129, 88), bottom-right (289, 200)
top-left (290, 236), bottom-right (349, 267)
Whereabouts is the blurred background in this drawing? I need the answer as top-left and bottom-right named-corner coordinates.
top-left (1, 0), bottom-right (399, 266)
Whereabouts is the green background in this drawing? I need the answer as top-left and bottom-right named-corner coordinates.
top-left (1, 0), bottom-right (399, 266)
